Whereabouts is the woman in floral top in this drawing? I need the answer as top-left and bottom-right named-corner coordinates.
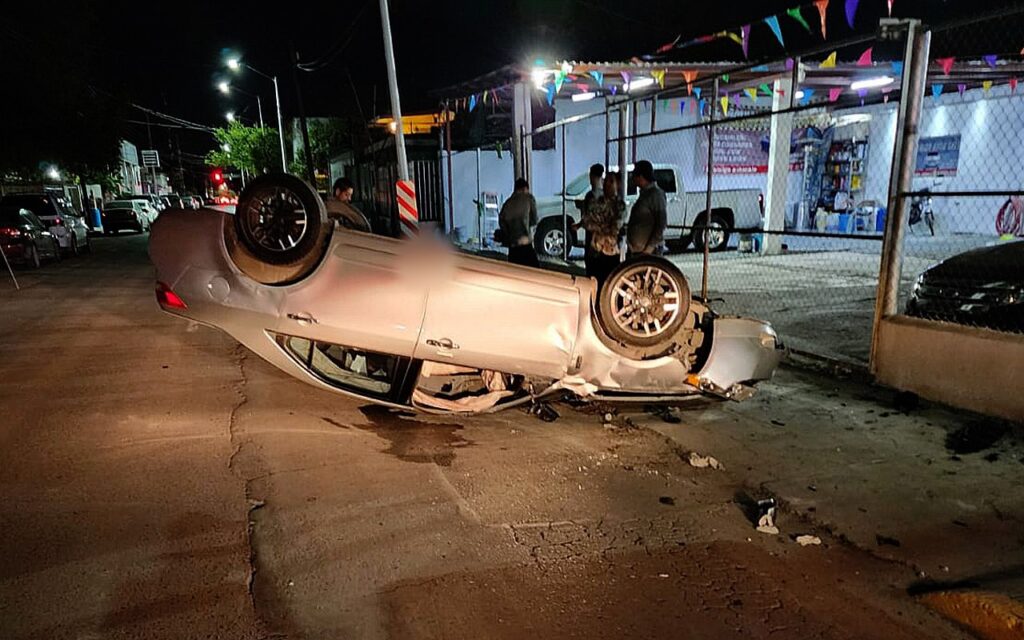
top-left (578, 172), bottom-right (625, 287)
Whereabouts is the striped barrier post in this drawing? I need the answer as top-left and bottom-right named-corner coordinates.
top-left (396, 179), bottom-right (418, 237)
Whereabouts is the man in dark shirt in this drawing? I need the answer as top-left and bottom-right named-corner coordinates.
top-left (578, 163), bottom-right (605, 275)
top-left (498, 178), bottom-right (539, 267)
top-left (626, 160), bottom-right (667, 256)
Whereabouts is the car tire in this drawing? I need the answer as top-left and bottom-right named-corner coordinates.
top-left (691, 211), bottom-right (730, 252)
top-left (227, 172), bottom-right (331, 285)
top-left (597, 255), bottom-right (691, 356)
top-left (52, 239), bottom-right (62, 262)
top-left (535, 216), bottom-right (570, 259)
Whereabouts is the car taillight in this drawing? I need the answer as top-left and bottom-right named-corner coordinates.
top-left (0, 227), bottom-right (20, 238)
top-left (156, 282), bottom-right (188, 310)
top-left (53, 217), bottom-right (63, 226)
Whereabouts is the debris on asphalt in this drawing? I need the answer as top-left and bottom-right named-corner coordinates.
top-left (687, 451), bottom-right (723, 470)
top-left (529, 402), bottom-right (560, 422)
top-left (659, 496), bottom-right (676, 506)
top-left (770, 419), bottom-right (786, 427)
top-left (795, 535), bottom-right (822, 546)
top-left (875, 534), bottom-right (901, 547)
top-left (646, 405), bottom-right (682, 423)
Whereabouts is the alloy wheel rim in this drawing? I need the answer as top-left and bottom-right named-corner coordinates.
top-left (544, 229), bottom-right (564, 256)
top-left (704, 221), bottom-right (725, 249)
top-left (242, 187), bottom-right (309, 252)
top-left (609, 265), bottom-right (682, 338)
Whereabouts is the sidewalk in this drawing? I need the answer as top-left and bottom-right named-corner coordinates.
top-left (637, 363), bottom-right (1024, 636)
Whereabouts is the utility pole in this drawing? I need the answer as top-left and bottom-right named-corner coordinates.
top-left (379, 0), bottom-right (409, 181)
top-left (290, 44), bottom-right (316, 186)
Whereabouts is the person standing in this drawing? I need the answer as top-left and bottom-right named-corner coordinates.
top-left (327, 177), bottom-right (371, 232)
top-left (498, 178), bottom-right (539, 268)
top-left (626, 160), bottom-right (667, 256)
top-left (575, 163), bottom-right (604, 276)
top-left (579, 172), bottom-right (625, 287)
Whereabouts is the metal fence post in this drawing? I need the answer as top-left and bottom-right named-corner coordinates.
top-left (561, 125), bottom-right (568, 261)
top-left (701, 77), bottom-right (720, 302)
top-left (870, 20), bottom-right (930, 372)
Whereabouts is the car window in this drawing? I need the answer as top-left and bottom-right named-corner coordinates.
top-left (564, 173), bottom-right (591, 197)
top-left (23, 212), bottom-right (45, 228)
top-left (625, 169), bottom-right (677, 196)
top-left (277, 334), bottom-right (399, 397)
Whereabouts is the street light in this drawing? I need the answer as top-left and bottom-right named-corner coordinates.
top-left (225, 56), bottom-right (287, 171)
top-left (217, 81), bottom-right (230, 94)
top-left (226, 111), bottom-right (236, 123)
top-left (217, 83), bottom-right (264, 128)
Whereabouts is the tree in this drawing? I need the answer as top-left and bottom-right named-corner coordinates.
top-left (205, 122), bottom-right (281, 175)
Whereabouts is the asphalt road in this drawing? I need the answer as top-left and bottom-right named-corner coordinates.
top-left (0, 233), bottom-right (991, 639)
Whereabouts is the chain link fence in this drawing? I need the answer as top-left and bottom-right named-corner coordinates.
top-left (895, 9), bottom-right (1024, 336)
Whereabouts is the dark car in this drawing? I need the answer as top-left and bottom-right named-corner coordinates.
top-left (906, 240), bottom-right (1024, 333)
top-left (164, 195), bottom-right (184, 209)
top-left (0, 193), bottom-right (91, 255)
top-left (0, 206), bottom-right (62, 268)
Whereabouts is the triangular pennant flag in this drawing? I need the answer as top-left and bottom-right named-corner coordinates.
top-left (800, 88), bottom-right (815, 105)
top-left (698, 98), bottom-right (706, 114)
top-left (758, 83), bottom-right (772, 95)
top-left (482, 90), bottom-right (488, 104)
top-left (682, 70), bottom-right (698, 94)
top-left (829, 87), bottom-right (843, 102)
top-left (785, 57), bottom-right (795, 70)
top-left (983, 55), bottom-right (998, 69)
top-left (814, 0), bottom-right (829, 38)
top-left (957, 83), bottom-right (966, 97)
top-left (610, 85), bottom-right (618, 95)
top-left (745, 87), bottom-right (759, 103)
top-left (764, 15), bottom-right (785, 47)
top-left (554, 71), bottom-right (566, 93)
top-left (887, 0), bottom-right (894, 15)
top-left (679, 99), bottom-right (686, 114)
top-left (931, 84), bottom-right (943, 100)
top-left (1010, 78), bottom-right (1019, 93)
top-left (820, 51), bottom-right (837, 68)
top-left (731, 93), bottom-right (742, 108)
top-left (589, 71), bottom-right (604, 86)
top-left (884, 93), bottom-right (890, 103)
top-left (787, 7), bottom-right (812, 32)
top-left (741, 24), bottom-right (751, 58)
top-left (694, 86), bottom-right (702, 100)
top-left (620, 71), bottom-right (631, 86)
top-left (469, 94), bottom-right (478, 111)
top-left (857, 47), bottom-right (873, 66)
top-left (857, 89), bottom-right (867, 98)
top-left (725, 32), bottom-right (744, 46)
top-left (546, 84), bottom-right (556, 105)
top-left (652, 69), bottom-right (666, 88)
top-left (891, 61), bottom-right (904, 75)
top-left (845, 0), bottom-right (859, 29)
top-left (936, 57), bottom-right (954, 75)
top-left (722, 74), bottom-right (730, 83)
top-left (982, 80), bottom-right (993, 93)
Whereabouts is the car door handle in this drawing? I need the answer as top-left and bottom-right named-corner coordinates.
top-left (425, 338), bottom-right (459, 350)
top-left (287, 312), bottom-right (318, 325)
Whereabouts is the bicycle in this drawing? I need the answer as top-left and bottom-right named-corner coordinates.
top-left (908, 191), bottom-right (935, 236)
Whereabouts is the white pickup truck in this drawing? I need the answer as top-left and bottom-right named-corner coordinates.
top-left (533, 163), bottom-right (763, 258)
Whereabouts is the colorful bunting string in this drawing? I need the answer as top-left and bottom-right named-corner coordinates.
top-left (887, 0), bottom-right (894, 15)
top-left (546, 84), bottom-right (556, 105)
top-left (758, 83), bottom-right (772, 95)
top-left (721, 96), bottom-right (730, 116)
top-left (745, 87), bottom-right (759, 103)
top-left (820, 51), bottom-right (837, 68)
top-left (829, 87), bottom-right (843, 102)
top-left (1010, 78), bottom-right (1018, 93)
top-left (931, 84), bottom-right (943, 100)
top-left (891, 61), bottom-right (904, 75)
top-left (957, 84), bottom-right (966, 97)
top-left (469, 94), bottom-right (478, 111)
top-left (857, 47), bottom-right (873, 66)
top-left (982, 80), bottom-right (993, 93)
top-left (936, 57), bottom-right (955, 75)
top-left (741, 24), bottom-right (751, 58)
top-left (652, 69), bottom-right (666, 88)
top-left (589, 71), bottom-right (604, 86)
top-left (683, 70), bottom-right (698, 94)
top-left (799, 88), bottom-right (815, 105)
top-left (983, 55), bottom-right (998, 69)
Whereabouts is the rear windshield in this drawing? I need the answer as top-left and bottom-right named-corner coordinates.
top-left (0, 208), bottom-right (23, 226)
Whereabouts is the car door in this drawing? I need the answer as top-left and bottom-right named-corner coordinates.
top-left (277, 233), bottom-right (428, 359)
top-left (656, 168), bottom-right (686, 240)
top-left (22, 212), bottom-right (53, 256)
top-left (414, 256), bottom-right (581, 380)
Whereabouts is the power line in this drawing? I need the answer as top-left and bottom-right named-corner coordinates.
top-left (296, 0), bottom-right (374, 72)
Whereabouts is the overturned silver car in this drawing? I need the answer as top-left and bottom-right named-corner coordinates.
top-left (149, 174), bottom-right (783, 414)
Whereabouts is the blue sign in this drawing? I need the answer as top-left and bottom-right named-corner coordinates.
top-left (916, 135), bottom-right (961, 176)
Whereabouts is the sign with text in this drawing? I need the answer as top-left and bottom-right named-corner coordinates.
top-left (698, 128), bottom-right (806, 174)
top-left (915, 135), bottom-right (960, 176)
top-left (141, 150), bottom-right (160, 168)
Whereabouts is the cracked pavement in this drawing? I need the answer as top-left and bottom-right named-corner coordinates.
top-left (2, 234), bottom-right (1015, 639)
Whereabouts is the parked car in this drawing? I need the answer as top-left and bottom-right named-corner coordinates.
top-left (163, 194), bottom-right (184, 209)
top-left (150, 174), bottom-right (783, 415)
top-left (533, 163), bottom-right (763, 258)
top-left (0, 206), bottom-right (62, 268)
top-left (906, 240), bottom-right (1023, 332)
top-left (182, 195), bottom-right (202, 210)
top-left (122, 193), bottom-right (165, 212)
top-left (0, 193), bottom-right (91, 255)
top-left (102, 200), bottom-right (153, 234)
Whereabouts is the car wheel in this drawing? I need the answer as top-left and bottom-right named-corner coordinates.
top-left (26, 243), bottom-right (41, 269)
top-left (691, 212), bottom-right (730, 252)
top-left (597, 256), bottom-right (691, 354)
top-left (52, 239), bottom-right (62, 262)
top-left (535, 217), bottom-right (569, 259)
top-left (226, 172), bottom-right (330, 285)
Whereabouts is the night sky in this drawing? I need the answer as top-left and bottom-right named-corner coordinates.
top-left (9, 0), bottom-right (1000, 157)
